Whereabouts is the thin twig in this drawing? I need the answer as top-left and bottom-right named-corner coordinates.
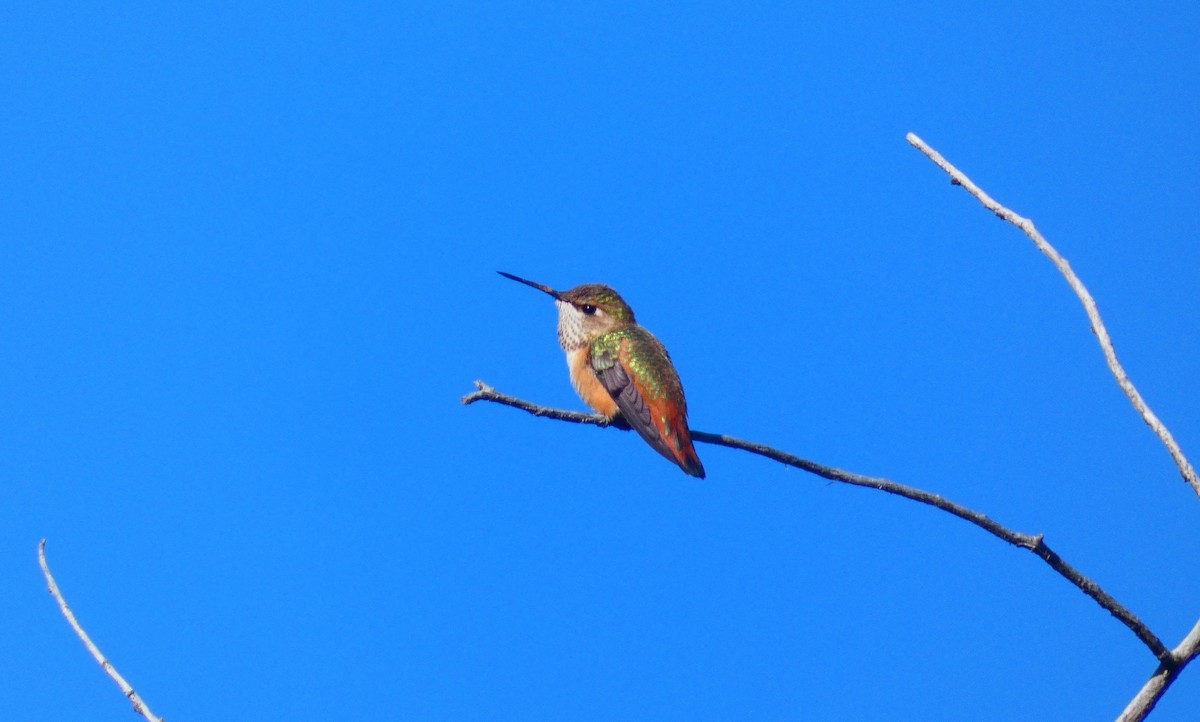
top-left (462, 380), bottom-right (1169, 660)
top-left (38, 540), bottom-right (163, 722)
top-left (905, 132), bottom-right (1200, 500)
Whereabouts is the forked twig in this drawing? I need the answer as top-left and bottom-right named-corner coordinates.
top-left (905, 132), bottom-right (1199, 500)
top-left (1117, 619), bottom-right (1200, 722)
top-left (463, 380), bottom-right (1168, 660)
top-left (38, 540), bottom-right (163, 722)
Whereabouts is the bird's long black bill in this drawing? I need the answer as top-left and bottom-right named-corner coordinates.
top-left (497, 271), bottom-right (560, 299)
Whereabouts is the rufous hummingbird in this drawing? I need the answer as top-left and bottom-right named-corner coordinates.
top-left (499, 271), bottom-right (705, 478)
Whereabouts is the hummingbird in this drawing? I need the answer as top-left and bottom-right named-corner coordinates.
top-left (499, 271), bottom-right (705, 478)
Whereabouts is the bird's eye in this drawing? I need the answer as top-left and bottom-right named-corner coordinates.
top-left (581, 304), bottom-right (597, 315)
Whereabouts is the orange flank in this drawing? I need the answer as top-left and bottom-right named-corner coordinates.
top-left (568, 348), bottom-right (620, 418)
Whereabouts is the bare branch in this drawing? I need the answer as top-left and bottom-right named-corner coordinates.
top-left (1118, 619), bottom-right (1200, 722)
top-left (904, 134), bottom-right (1200, 718)
top-left (38, 540), bottom-right (163, 722)
top-left (463, 380), bottom-right (1169, 660)
top-left (905, 132), bottom-right (1200, 500)
top-left (463, 380), bottom-right (616, 427)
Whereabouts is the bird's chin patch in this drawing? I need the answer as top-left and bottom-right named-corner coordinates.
top-left (556, 300), bottom-right (586, 350)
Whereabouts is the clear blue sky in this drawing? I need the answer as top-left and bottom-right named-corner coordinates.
top-left (3, 3), bottom-right (1198, 720)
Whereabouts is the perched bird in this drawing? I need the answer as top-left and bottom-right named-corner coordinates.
top-left (499, 271), bottom-right (705, 478)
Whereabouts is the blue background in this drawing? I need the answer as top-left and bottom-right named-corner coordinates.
top-left (3, 3), bottom-right (1198, 719)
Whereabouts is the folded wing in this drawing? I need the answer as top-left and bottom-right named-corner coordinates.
top-left (591, 328), bottom-right (705, 478)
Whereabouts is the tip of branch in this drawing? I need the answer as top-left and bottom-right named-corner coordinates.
top-left (461, 380), bottom-right (496, 405)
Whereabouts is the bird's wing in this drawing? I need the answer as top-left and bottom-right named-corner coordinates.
top-left (591, 329), bottom-right (704, 477)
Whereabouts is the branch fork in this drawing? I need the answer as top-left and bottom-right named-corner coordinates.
top-left (469, 135), bottom-right (1197, 721)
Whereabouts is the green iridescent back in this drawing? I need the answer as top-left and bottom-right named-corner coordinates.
top-left (590, 326), bottom-right (685, 403)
